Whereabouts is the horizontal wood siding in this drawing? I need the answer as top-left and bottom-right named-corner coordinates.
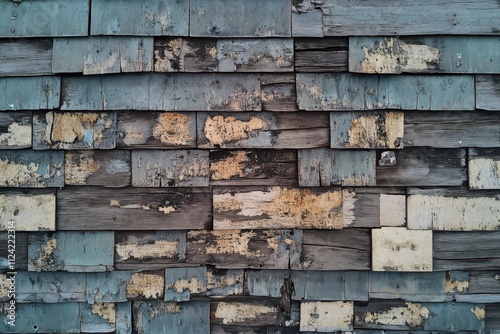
top-left (0, 39), bottom-right (52, 77)
top-left (0, 112), bottom-right (32, 149)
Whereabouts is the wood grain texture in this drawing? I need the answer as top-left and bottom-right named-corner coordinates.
top-left (295, 38), bottom-right (348, 72)
top-left (300, 301), bottom-right (353, 332)
top-left (261, 74), bottom-right (298, 111)
top-left (0, 39), bottom-right (52, 76)
top-left (486, 303), bottom-right (500, 331)
top-left (0, 112), bottom-right (32, 149)
top-left (476, 75), bottom-right (500, 110)
top-left (468, 148), bottom-right (500, 189)
top-left (0, 76), bottom-right (60, 111)
top-left (57, 187), bottom-right (212, 231)
top-left (154, 38), bottom-right (218, 72)
top-left (0, 232), bottom-right (28, 271)
top-left (292, 0), bottom-right (324, 37)
top-left (164, 267), bottom-right (206, 301)
top-left (0, 190), bottom-right (55, 231)
top-left (211, 300), bottom-right (281, 327)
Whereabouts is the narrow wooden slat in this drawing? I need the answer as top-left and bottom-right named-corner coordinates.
top-left (0, 190), bottom-right (55, 231)
top-left (0, 112), bottom-right (32, 149)
top-left (476, 75), bottom-right (500, 111)
top-left (211, 300), bottom-right (281, 327)
top-left (469, 148), bottom-right (500, 189)
top-left (292, 0), bottom-right (323, 37)
top-left (295, 38), bottom-right (348, 72)
top-left (0, 76), bottom-right (60, 110)
top-left (116, 302), bottom-right (132, 334)
top-left (486, 304), bottom-right (500, 331)
top-left (261, 74), bottom-right (298, 111)
top-left (0, 232), bottom-right (28, 271)
top-left (300, 301), bottom-right (353, 332)
top-left (0, 39), bottom-right (52, 77)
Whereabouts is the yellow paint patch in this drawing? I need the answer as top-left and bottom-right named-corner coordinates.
top-left (0, 159), bottom-right (43, 187)
top-left (213, 197), bottom-right (244, 212)
top-left (210, 151), bottom-right (249, 180)
top-left (126, 273), bottom-right (164, 299)
top-left (110, 199), bottom-right (121, 208)
top-left (360, 38), bottom-right (399, 73)
top-left (204, 115), bottom-right (268, 146)
top-left (159, 206), bottom-right (176, 215)
top-left (214, 302), bottom-right (277, 325)
top-left (0, 122), bottom-right (31, 147)
top-left (445, 275), bottom-right (469, 293)
top-left (153, 113), bottom-right (193, 145)
top-left (166, 277), bottom-right (206, 294)
top-left (471, 306), bottom-right (485, 320)
top-left (115, 240), bottom-right (179, 260)
top-left (400, 42), bottom-right (440, 71)
top-left (362, 302), bottom-right (429, 327)
top-left (65, 151), bottom-right (101, 185)
top-left (91, 303), bottom-right (116, 324)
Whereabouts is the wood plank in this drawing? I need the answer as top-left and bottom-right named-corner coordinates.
top-left (0, 76), bottom-right (60, 110)
top-left (292, 0), bottom-right (323, 37)
top-left (0, 190), bottom-right (55, 231)
top-left (206, 268), bottom-right (245, 297)
top-left (65, 150), bottom-right (130, 187)
top-left (303, 271), bottom-right (368, 301)
top-left (53, 37), bottom-right (153, 74)
top-left (245, 270), bottom-right (304, 301)
top-left (131, 150), bottom-right (209, 187)
top-left (350, 36), bottom-right (500, 74)
top-left (28, 231), bottom-right (114, 272)
top-left (186, 229), bottom-right (301, 269)
top-left (298, 149), bottom-right (376, 186)
top-left (321, 0), bottom-right (500, 36)
top-left (164, 267), bottom-right (207, 301)
top-left (408, 189), bottom-right (500, 231)
top-left (126, 271), bottom-right (165, 300)
top-left (0, 232), bottom-right (28, 271)
top-left (466, 271), bottom-right (500, 294)
top-left (154, 38), bottom-right (218, 72)
top-left (404, 111), bottom-right (500, 148)
top-left (376, 148), bottom-right (467, 186)
top-left (486, 304), bottom-right (500, 331)
top-left (190, 0), bottom-right (291, 37)
top-left (0, 39), bottom-right (52, 77)
top-left (214, 186), bottom-right (342, 230)
top-left (0, 112), bottom-right (32, 149)
top-left (57, 187), bottom-right (212, 231)
top-left (0, 0), bottom-right (88, 37)
top-left (80, 302), bottom-right (116, 333)
top-left (469, 148), bottom-right (500, 190)
top-left (117, 111), bottom-right (196, 149)
top-left (297, 229), bottom-right (371, 270)
top-left (330, 111), bottom-right (404, 149)
top-left (91, 0), bottom-right (189, 36)
top-left (297, 73), bottom-right (475, 111)
top-left (33, 111), bottom-right (116, 150)
top-left (0, 150), bottom-right (64, 188)
top-left (476, 75), bottom-right (500, 110)
top-left (209, 150), bottom-right (297, 186)
top-left (261, 74), bottom-right (298, 111)
top-left (197, 112), bottom-right (329, 149)
top-left (115, 231), bottom-right (185, 270)
top-left (211, 300), bottom-right (281, 327)
top-left (295, 38), bottom-right (348, 72)
top-left (86, 271), bottom-right (130, 303)
top-left (116, 302), bottom-right (132, 334)
top-left (61, 73), bottom-right (261, 111)
top-left (300, 301), bottom-right (353, 332)
top-left (211, 325), bottom-right (267, 334)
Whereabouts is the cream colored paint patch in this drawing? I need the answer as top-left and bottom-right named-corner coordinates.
top-left (445, 275), bottom-right (469, 293)
top-left (400, 42), bottom-right (440, 71)
top-left (469, 158), bottom-right (500, 189)
top-left (0, 275), bottom-right (9, 299)
top-left (150, 302), bottom-right (182, 316)
top-left (0, 122), bottom-right (32, 147)
top-left (408, 194), bottom-right (500, 230)
top-left (342, 189), bottom-right (356, 227)
top-left (153, 113), bottom-right (193, 145)
top-left (214, 302), bottom-right (277, 325)
top-left (471, 306), bottom-right (485, 320)
top-left (158, 206), bottom-right (175, 215)
top-left (360, 38), bottom-right (399, 73)
top-left (210, 151), bottom-right (249, 180)
top-left (34, 239), bottom-right (57, 270)
top-left (65, 152), bottom-right (101, 185)
top-left (115, 240), bottom-right (179, 260)
top-left (204, 115), bottom-right (269, 146)
top-left (372, 227), bottom-right (432, 272)
top-left (300, 301), bottom-right (353, 332)
top-left (154, 38), bottom-right (183, 72)
top-left (380, 194), bottom-right (406, 227)
top-left (0, 194), bottom-right (55, 231)
top-left (361, 302), bottom-right (429, 327)
top-left (91, 303), bottom-right (116, 324)
top-left (384, 112), bottom-right (404, 148)
top-left (205, 230), bottom-right (259, 257)
top-left (165, 277), bottom-right (206, 294)
top-left (126, 273), bottom-right (164, 299)
top-left (0, 159), bottom-right (42, 187)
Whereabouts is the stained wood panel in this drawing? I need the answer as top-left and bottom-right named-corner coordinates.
top-left (0, 232), bottom-right (28, 271)
top-left (0, 112), bottom-right (32, 149)
top-left (211, 300), bottom-right (281, 327)
top-left (0, 190), bottom-right (55, 231)
top-left (476, 75), bottom-right (500, 111)
top-left (295, 38), bottom-right (348, 72)
top-left (468, 148), bottom-right (500, 189)
top-left (0, 76), bottom-right (60, 111)
top-left (154, 38), bottom-right (218, 72)
top-left (292, 1), bottom-right (323, 37)
top-left (0, 39), bottom-right (52, 77)
top-left (300, 301), bottom-right (353, 332)
top-left (261, 74), bottom-right (298, 111)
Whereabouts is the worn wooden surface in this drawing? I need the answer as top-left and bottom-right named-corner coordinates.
top-left (292, 0), bottom-right (323, 37)
top-left (300, 301), bottom-right (353, 332)
top-left (468, 148), bottom-right (500, 189)
top-left (295, 38), bottom-right (348, 72)
top-left (154, 38), bottom-right (218, 72)
top-left (0, 76), bottom-right (60, 111)
top-left (0, 190), bottom-right (55, 231)
top-left (164, 267), bottom-right (206, 301)
top-left (0, 112), bottom-right (32, 149)
top-left (0, 39), bottom-right (52, 77)
top-left (211, 300), bottom-right (281, 327)
top-left (261, 74), bottom-right (298, 111)
top-left (80, 302), bottom-right (116, 333)
top-left (57, 187), bottom-right (212, 230)
top-left (0, 232), bottom-right (28, 271)
top-left (476, 75), bottom-right (500, 110)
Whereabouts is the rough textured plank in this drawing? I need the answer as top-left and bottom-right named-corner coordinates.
top-left (0, 232), bottom-right (28, 271)
top-left (211, 300), bottom-right (281, 326)
top-left (116, 302), bottom-right (132, 334)
top-left (57, 187), bottom-right (211, 231)
top-left (126, 271), bottom-right (165, 300)
top-left (0, 150), bottom-right (64, 188)
top-left (295, 38), bottom-right (348, 72)
top-left (0, 76), bottom-right (60, 110)
top-left (476, 75), bottom-right (500, 110)
top-left (214, 186), bottom-right (342, 230)
top-left (298, 229), bottom-right (371, 270)
top-left (0, 190), bottom-right (55, 231)
top-left (486, 304), bottom-right (500, 331)
top-left (206, 268), bottom-right (245, 297)
top-left (80, 302), bottom-right (116, 333)
top-left (115, 231), bottom-right (185, 270)
top-left (296, 73), bottom-right (475, 111)
top-left (33, 111), bottom-right (116, 150)
top-left (376, 148), bottom-right (467, 186)
top-left (404, 111), bottom-right (500, 148)
top-left (28, 231), bottom-right (114, 272)
top-left (379, 194), bottom-right (406, 227)
top-left (372, 227), bottom-right (433, 272)
top-left (91, 0), bottom-right (189, 36)
top-left (86, 271), bottom-right (131, 303)
top-left (131, 150), bottom-right (209, 187)
top-left (117, 112), bottom-right (196, 149)
top-left (190, 0), bottom-right (291, 37)
top-left (209, 150), bottom-right (297, 186)
top-left (197, 112), bottom-right (329, 149)
top-left (0, 39), bottom-right (52, 77)
top-left (0, 0), bottom-right (89, 37)
top-left (165, 267), bottom-right (207, 301)
top-left (330, 111), bottom-right (404, 149)
top-left (65, 150), bottom-right (130, 187)
top-left (61, 73), bottom-right (261, 111)
top-left (469, 148), bottom-right (500, 190)
top-left (53, 37), bottom-right (153, 74)
top-left (321, 0), bottom-right (500, 36)
top-left (0, 112), bottom-right (32, 149)
top-left (298, 149), bottom-right (376, 186)
top-left (211, 325), bottom-right (268, 334)
top-left (154, 38), bottom-right (218, 72)
top-left (261, 74), bottom-right (298, 111)
top-left (292, 0), bottom-right (324, 37)
top-left (300, 301), bottom-right (353, 332)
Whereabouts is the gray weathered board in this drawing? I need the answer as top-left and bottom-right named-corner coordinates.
top-left (0, 232), bottom-right (28, 270)
top-left (295, 38), bottom-right (348, 72)
top-left (80, 302), bottom-right (116, 333)
top-left (0, 112), bottom-right (32, 149)
top-left (197, 112), bottom-right (329, 149)
top-left (260, 74), bottom-right (298, 111)
top-left (0, 39), bottom-right (52, 77)
top-left (0, 76), bottom-right (60, 111)
top-left (486, 304), bottom-right (500, 331)
top-left (446, 270), bottom-right (500, 296)
top-left (57, 187), bottom-right (212, 230)
top-left (292, 0), bottom-right (323, 37)
top-left (154, 38), bottom-right (218, 72)
top-left (211, 299), bottom-right (282, 327)
top-left (164, 267), bottom-right (207, 301)
top-left (476, 75), bottom-right (500, 110)
top-left (468, 148), bottom-right (500, 189)
top-left (61, 73), bottom-right (261, 111)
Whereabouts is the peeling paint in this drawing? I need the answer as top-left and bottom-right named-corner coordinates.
top-left (153, 113), bottom-right (193, 145)
top-left (150, 302), bottom-right (182, 316)
top-left (213, 197), bottom-right (244, 212)
top-left (206, 270), bottom-right (244, 295)
top-left (469, 158), bottom-right (500, 189)
top-left (342, 189), bottom-right (356, 227)
top-left (300, 301), bottom-right (353, 332)
top-left (166, 277), bottom-right (205, 294)
top-left (110, 199), bottom-right (121, 208)
top-left (158, 206), bottom-right (176, 215)
top-left (347, 112), bottom-right (403, 148)
top-left (0, 193), bottom-right (56, 231)
top-left (362, 302), bottom-right (429, 327)
top-left (0, 275), bottom-right (9, 299)
top-left (214, 302), bottom-right (277, 325)
top-left (115, 240), bottom-right (179, 260)
top-left (445, 275), bottom-right (469, 293)
top-left (126, 273), bottom-right (164, 299)
top-left (400, 42), bottom-right (440, 71)
top-left (35, 239), bottom-right (57, 270)
top-left (0, 158), bottom-right (42, 187)
top-left (0, 122), bottom-right (31, 147)
top-left (360, 38), bottom-right (399, 73)
top-left (210, 151), bottom-right (249, 180)
top-left (91, 302), bottom-right (116, 324)
top-left (204, 115), bottom-right (269, 146)
top-left (471, 306), bottom-right (485, 320)
top-left (65, 152), bottom-right (101, 185)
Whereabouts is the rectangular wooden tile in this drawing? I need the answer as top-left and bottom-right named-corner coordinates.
top-left (131, 150), bottom-right (209, 187)
top-left (449, 271), bottom-right (500, 303)
top-left (211, 300), bottom-right (281, 327)
top-left (86, 271), bottom-right (131, 303)
top-left (0, 150), bottom-right (64, 188)
top-left (126, 271), bottom-right (165, 300)
top-left (245, 269), bottom-right (305, 300)
top-left (190, 0), bottom-right (291, 37)
top-left (476, 75), bottom-right (500, 110)
top-left (33, 111), bottom-right (116, 150)
top-left (376, 148), bottom-right (467, 186)
top-left (408, 188), bottom-right (500, 231)
top-left (298, 149), bottom-right (376, 186)
top-left (165, 267), bottom-right (207, 301)
top-left (379, 194), bottom-right (406, 227)
top-left (214, 186), bottom-right (342, 229)
top-left (292, 1), bottom-right (323, 37)
top-left (80, 302), bottom-right (116, 333)
top-left (0, 190), bottom-right (55, 231)
top-left (0, 76), bottom-right (60, 110)
top-left (28, 231), bottom-right (114, 272)
top-left (469, 148), bottom-right (500, 189)
top-left (116, 302), bottom-right (132, 334)
top-left (0, 112), bottom-right (32, 149)
top-left (331, 111), bottom-right (404, 149)
top-left (91, 0), bottom-right (188, 36)
top-left (295, 38), bottom-right (348, 72)
top-left (0, 39), bottom-right (52, 76)
top-left (65, 150), bottom-right (130, 187)
top-left (206, 268), bottom-right (244, 297)
top-left (154, 38), bottom-right (218, 72)
top-left (300, 301), bottom-right (353, 332)
top-left (260, 74), bottom-right (298, 111)
top-left (486, 304), bottom-right (500, 331)
top-left (297, 73), bottom-right (475, 111)
top-left (53, 37), bottom-right (153, 74)
top-left (372, 227), bottom-right (433, 272)
top-left (209, 150), bottom-right (297, 186)
top-left (0, 0), bottom-right (88, 37)
top-left (197, 112), bottom-right (329, 149)
top-left (0, 232), bottom-right (28, 271)
top-left (57, 187), bottom-right (211, 230)
top-left (115, 231), bottom-right (185, 270)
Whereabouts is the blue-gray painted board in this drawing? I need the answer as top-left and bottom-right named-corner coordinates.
top-left (304, 271), bottom-right (344, 300)
top-left (245, 270), bottom-right (306, 301)
top-left (292, 0), bottom-right (323, 37)
top-left (0, 0), bottom-right (89, 37)
top-left (164, 267), bottom-right (207, 301)
top-left (476, 75), bottom-right (500, 111)
top-left (321, 0), bottom-right (500, 36)
top-left (86, 271), bottom-right (132, 304)
top-left (91, 0), bottom-right (188, 36)
top-left (296, 73), bottom-right (475, 111)
top-left (80, 302), bottom-right (116, 333)
top-left (16, 271), bottom-right (87, 303)
top-left (116, 302), bottom-right (132, 334)
top-left (190, 0), bottom-right (291, 37)
top-left (0, 39), bottom-right (52, 77)
top-left (344, 271), bottom-right (369, 301)
top-left (0, 76), bottom-right (60, 110)
top-left (424, 302), bottom-right (485, 331)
